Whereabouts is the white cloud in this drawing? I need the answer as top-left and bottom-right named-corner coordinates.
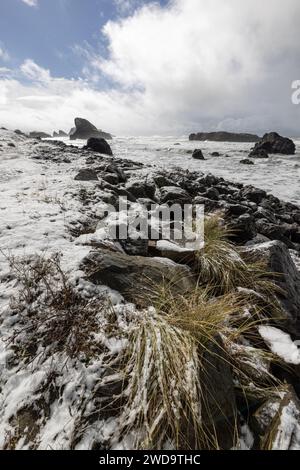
top-left (114, 0), bottom-right (143, 15)
top-left (21, 0), bottom-right (38, 6)
top-left (1, 0), bottom-right (300, 135)
top-left (21, 59), bottom-right (51, 83)
top-left (0, 46), bottom-right (10, 62)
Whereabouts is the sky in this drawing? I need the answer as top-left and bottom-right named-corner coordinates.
top-left (0, 0), bottom-right (300, 136)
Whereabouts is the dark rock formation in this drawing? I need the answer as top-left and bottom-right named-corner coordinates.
top-left (249, 148), bottom-right (269, 159)
top-left (240, 159), bottom-right (254, 165)
top-left (81, 249), bottom-right (195, 303)
top-left (189, 131), bottom-right (260, 142)
top-left (159, 186), bottom-right (192, 205)
top-left (69, 118), bottom-right (112, 141)
top-left (85, 137), bottom-right (113, 156)
top-left (125, 179), bottom-right (156, 200)
top-left (246, 241), bottom-right (300, 329)
top-left (250, 132), bottom-right (296, 156)
top-left (29, 131), bottom-right (51, 139)
top-left (192, 149), bottom-right (205, 160)
top-left (74, 169), bottom-right (99, 181)
top-left (200, 336), bottom-right (238, 449)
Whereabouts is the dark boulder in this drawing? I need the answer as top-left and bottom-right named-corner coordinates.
top-left (125, 179), bottom-right (156, 200)
top-left (74, 169), bottom-right (98, 181)
top-left (69, 118), bottom-right (112, 141)
top-left (240, 158), bottom-right (254, 165)
top-left (81, 249), bottom-right (195, 303)
top-left (200, 336), bottom-right (238, 450)
top-left (251, 132), bottom-right (295, 156)
top-left (245, 241), bottom-right (300, 329)
top-left (86, 137), bottom-right (113, 156)
top-left (192, 149), bottom-right (205, 160)
top-left (230, 213), bottom-right (257, 243)
top-left (211, 151), bottom-right (221, 157)
top-left (240, 186), bottom-right (267, 204)
top-left (159, 186), bottom-right (192, 205)
top-left (189, 131), bottom-right (260, 142)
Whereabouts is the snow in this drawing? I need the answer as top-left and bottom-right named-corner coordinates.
top-left (258, 325), bottom-right (300, 365)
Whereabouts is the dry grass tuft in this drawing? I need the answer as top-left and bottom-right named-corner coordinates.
top-left (3, 252), bottom-right (107, 361)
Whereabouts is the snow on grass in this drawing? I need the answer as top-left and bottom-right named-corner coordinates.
top-left (258, 325), bottom-right (300, 365)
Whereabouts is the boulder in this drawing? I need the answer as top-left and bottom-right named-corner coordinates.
top-left (240, 158), bottom-right (255, 165)
top-left (211, 151), bottom-right (221, 157)
top-left (192, 149), bottom-right (205, 160)
top-left (159, 186), bottom-right (192, 205)
top-left (74, 169), bottom-right (98, 181)
top-left (189, 131), bottom-right (260, 142)
top-left (230, 213), bottom-right (257, 243)
top-left (81, 249), bottom-right (195, 303)
top-left (245, 241), bottom-right (300, 328)
top-left (240, 186), bottom-right (267, 204)
top-left (86, 137), bottom-right (113, 156)
top-left (126, 179), bottom-right (156, 200)
top-left (200, 336), bottom-right (238, 449)
top-left (251, 132), bottom-right (295, 156)
top-left (69, 118), bottom-right (112, 141)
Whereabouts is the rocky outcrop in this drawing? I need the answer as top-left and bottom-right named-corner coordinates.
top-left (29, 131), bottom-right (51, 139)
top-left (250, 132), bottom-right (296, 156)
top-left (69, 118), bottom-right (112, 141)
top-left (189, 131), bottom-right (260, 142)
top-left (249, 148), bottom-right (269, 159)
top-left (81, 249), bottom-right (195, 303)
top-left (53, 130), bottom-right (67, 137)
top-left (85, 137), bottom-right (113, 156)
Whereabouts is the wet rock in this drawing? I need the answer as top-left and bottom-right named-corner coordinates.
top-left (211, 151), bottom-right (221, 157)
top-left (240, 158), bottom-right (255, 165)
top-left (249, 148), bottom-right (269, 159)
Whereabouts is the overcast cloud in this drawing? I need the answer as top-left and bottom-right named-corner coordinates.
top-left (1, 0), bottom-right (300, 136)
